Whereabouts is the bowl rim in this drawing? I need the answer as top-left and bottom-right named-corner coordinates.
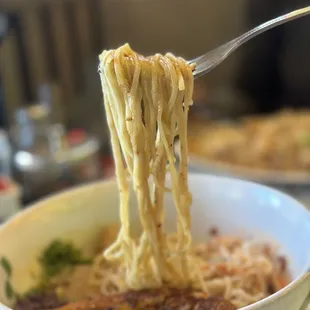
top-left (0, 173), bottom-right (309, 310)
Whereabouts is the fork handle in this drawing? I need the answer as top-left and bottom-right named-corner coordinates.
top-left (192, 5), bottom-right (310, 78)
top-left (233, 6), bottom-right (310, 47)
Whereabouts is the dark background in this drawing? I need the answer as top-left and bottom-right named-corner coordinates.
top-left (1, 0), bottom-right (310, 135)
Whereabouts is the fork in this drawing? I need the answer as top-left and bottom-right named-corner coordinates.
top-left (191, 6), bottom-right (310, 78)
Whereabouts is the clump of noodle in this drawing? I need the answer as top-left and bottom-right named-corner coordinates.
top-left (97, 44), bottom-right (197, 290)
top-left (88, 235), bottom-right (288, 308)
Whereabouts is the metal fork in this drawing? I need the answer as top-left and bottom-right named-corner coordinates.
top-left (191, 6), bottom-right (310, 78)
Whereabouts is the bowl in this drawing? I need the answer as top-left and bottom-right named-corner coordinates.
top-left (175, 140), bottom-right (310, 186)
top-left (0, 174), bottom-right (309, 309)
top-left (187, 153), bottom-right (310, 186)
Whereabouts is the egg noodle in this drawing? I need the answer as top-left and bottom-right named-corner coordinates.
top-left (90, 44), bottom-right (289, 308)
top-left (97, 43), bottom-right (196, 290)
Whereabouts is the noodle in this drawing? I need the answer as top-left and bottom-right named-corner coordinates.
top-left (98, 44), bottom-right (196, 290)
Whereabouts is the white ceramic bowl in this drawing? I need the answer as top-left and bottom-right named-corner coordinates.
top-left (0, 174), bottom-right (309, 309)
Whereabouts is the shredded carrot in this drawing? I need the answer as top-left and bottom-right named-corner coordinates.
top-left (201, 263), bottom-right (244, 275)
top-left (271, 273), bottom-right (289, 291)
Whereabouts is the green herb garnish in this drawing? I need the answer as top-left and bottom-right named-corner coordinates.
top-left (0, 257), bottom-right (12, 277)
top-left (39, 240), bottom-right (92, 278)
top-left (5, 281), bottom-right (15, 299)
top-left (1, 257), bottom-right (17, 300)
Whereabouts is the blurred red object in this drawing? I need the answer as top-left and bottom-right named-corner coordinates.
top-left (102, 156), bottom-right (115, 178)
top-left (67, 129), bottom-right (87, 145)
top-left (0, 176), bottom-right (21, 222)
top-left (0, 176), bottom-right (10, 192)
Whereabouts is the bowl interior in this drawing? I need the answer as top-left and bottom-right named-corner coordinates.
top-left (0, 174), bottom-right (309, 307)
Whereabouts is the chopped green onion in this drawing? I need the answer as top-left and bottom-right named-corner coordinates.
top-left (0, 257), bottom-right (12, 277)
